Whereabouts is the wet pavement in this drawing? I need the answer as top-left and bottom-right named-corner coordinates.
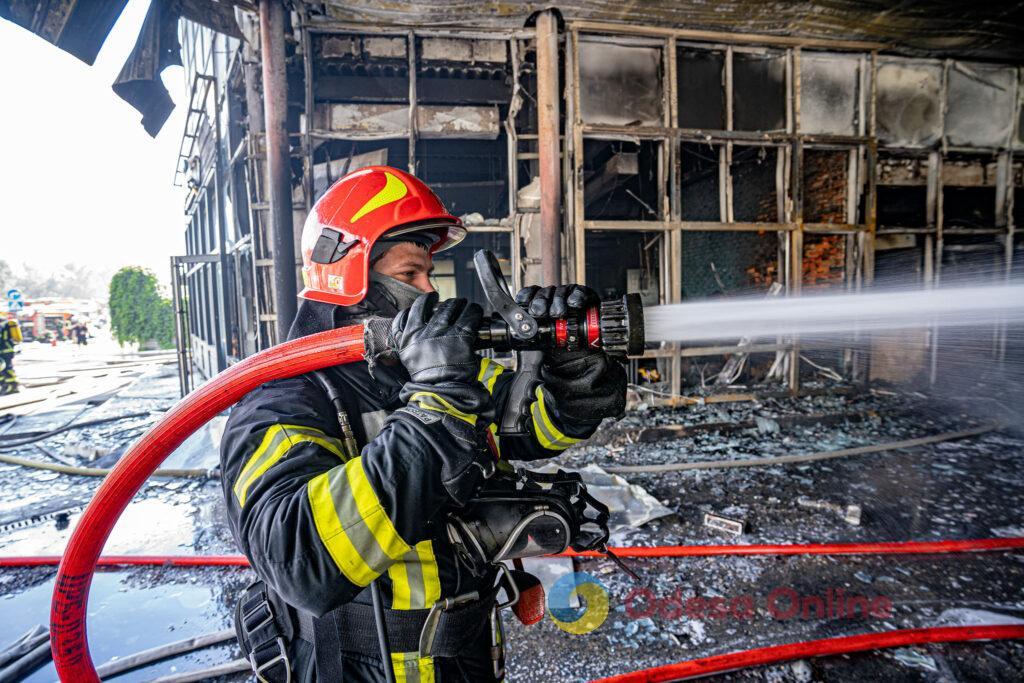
top-left (2, 344), bottom-right (1023, 681)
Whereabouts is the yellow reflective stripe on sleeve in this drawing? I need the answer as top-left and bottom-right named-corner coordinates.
top-left (476, 357), bottom-right (505, 394)
top-left (391, 651), bottom-right (435, 683)
top-left (408, 391), bottom-right (478, 426)
top-left (416, 541), bottom-right (442, 606)
top-left (387, 558), bottom-right (412, 610)
top-left (388, 540), bottom-right (441, 610)
top-left (487, 423), bottom-right (501, 458)
top-left (233, 424), bottom-right (346, 507)
top-left (530, 386), bottom-right (582, 451)
top-left (307, 457), bottom-right (412, 587)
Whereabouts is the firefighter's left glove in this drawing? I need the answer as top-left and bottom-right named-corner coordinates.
top-left (391, 292), bottom-right (496, 505)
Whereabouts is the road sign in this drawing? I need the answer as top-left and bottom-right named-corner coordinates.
top-left (6, 300), bottom-right (23, 312)
top-left (6, 288), bottom-right (21, 301)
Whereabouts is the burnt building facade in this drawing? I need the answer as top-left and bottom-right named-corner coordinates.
top-left (169, 1), bottom-right (1024, 397)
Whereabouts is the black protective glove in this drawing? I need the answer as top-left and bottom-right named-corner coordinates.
top-left (515, 284), bottom-right (627, 425)
top-left (390, 292), bottom-right (495, 504)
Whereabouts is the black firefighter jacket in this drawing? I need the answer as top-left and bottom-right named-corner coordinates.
top-left (220, 297), bottom-right (600, 682)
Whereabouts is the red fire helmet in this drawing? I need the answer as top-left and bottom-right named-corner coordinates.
top-left (299, 165), bottom-right (466, 306)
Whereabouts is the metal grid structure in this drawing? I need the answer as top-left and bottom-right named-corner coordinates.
top-left (294, 14), bottom-right (536, 295)
top-left (564, 23), bottom-right (880, 397)
top-left (173, 20), bottom-right (253, 384)
top-left (561, 21), bottom-right (1023, 399)
top-left (172, 6), bottom-right (1024, 398)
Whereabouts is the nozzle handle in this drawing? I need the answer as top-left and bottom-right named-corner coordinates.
top-left (473, 250), bottom-right (539, 341)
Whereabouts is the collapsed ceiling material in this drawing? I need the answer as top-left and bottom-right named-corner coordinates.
top-left (1, 0), bottom-right (242, 137)
top-left (0, 0), bottom-right (129, 65)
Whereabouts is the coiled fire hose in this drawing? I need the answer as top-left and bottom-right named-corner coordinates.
top-left (50, 324), bottom-right (367, 682)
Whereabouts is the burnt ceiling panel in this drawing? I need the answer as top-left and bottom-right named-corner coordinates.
top-left (315, 0), bottom-right (1024, 61)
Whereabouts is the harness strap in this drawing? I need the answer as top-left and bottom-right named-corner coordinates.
top-left (236, 580), bottom-right (316, 683)
top-left (329, 589), bottom-right (497, 659)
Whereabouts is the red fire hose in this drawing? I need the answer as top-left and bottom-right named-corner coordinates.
top-left (591, 625), bottom-right (1024, 682)
top-left (11, 536), bottom-right (1024, 569)
top-left (49, 325), bottom-right (367, 683)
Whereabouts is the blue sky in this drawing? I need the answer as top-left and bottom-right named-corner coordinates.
top-left (0, 0), bottom-right (187, 287)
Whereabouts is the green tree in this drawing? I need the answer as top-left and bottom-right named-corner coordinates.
top-left (108, 267), bottom-right (175, 348)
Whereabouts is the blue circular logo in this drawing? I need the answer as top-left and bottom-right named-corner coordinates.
top-left (548, 571), bottom-right (609, 634)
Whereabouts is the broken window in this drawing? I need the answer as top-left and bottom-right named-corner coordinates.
top-left (417, 137), bottom-right (508, 219)
top-left (682, 231), bottom-right (779, 298)
top-left (802, 235), bottom-right (846, 289)
top-left (877, 187), bottom-right (927, 228)
top-left (731, 146), bottom-right (781, 223)
top-left (945, 62), bottom-right (1016, 148)
top-left (943, 187), bottom-right (996, 230)
top-left (877, 153), bottom-right (929, 229)
top-left (579, 39), bottom-right (663, 126)
top-left (732, 51), bottom-right (786, 132)
top-left (800, 53), bottom-right (859, 136)
top-left (876, 59), bottom-right (942, 147)
top-left (942, 155), bottom-right (997, 229)
top-left (874, 239), bottom-right (924, 287)
top-left (802, 149), bottom-right (850, 224)
top-left (677, 47), bottom-right (725, 130)
top-left (941, 236), bottom-right (1003, 284)
top-left (680, 142), bottom-right (722, 221)
top-left (582, 139), bottom-right (661, 221)
top-left (585, 231), bottom-right (661, 305)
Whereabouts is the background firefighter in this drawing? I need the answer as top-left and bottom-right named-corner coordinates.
top-left (0, 316), bottom-right (22, 395)
top-left (220, 166), bottom-right (626, 682)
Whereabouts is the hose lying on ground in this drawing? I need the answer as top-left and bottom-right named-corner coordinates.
top-left (602, 424), bottom-right (997, 474)
top-left (94, 629), bottom-right (235, 680)
top-left (0, 411), bottom-right (151, 444)
top-left (0, 451), bottom-right (216, 479)
top-left (0, 625), bottom-right (48, 669)
top-left (590, 625), bottom-right (1024, 683)
top-left (0, 629), bottom-right (52, 682)
top-left (7, 536), bottom-right (1024, 567)
top-left (0, 405), bottom-right (92, 451)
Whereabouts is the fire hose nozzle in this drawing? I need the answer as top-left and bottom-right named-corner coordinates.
top-left (475, 294), bottom-right (645, 357)
top-left (470, 249), bottom-right (645, 357)
top-left (366, 251), bottom-right (646, 360)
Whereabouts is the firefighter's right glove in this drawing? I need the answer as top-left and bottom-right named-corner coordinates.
top-left (515, 285), bottom-right (627, 426)
top-left (390, 292), bottom-right (496, 504)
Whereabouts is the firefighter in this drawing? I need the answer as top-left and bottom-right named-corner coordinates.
top-left (221, 166), bottom-right (626, 682)
top-left (0, 317), bottom-right (22, 395)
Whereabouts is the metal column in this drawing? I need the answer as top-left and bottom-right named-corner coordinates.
top-left (260, 0), bottom-right (297, 341)
top-left (536, 10), bottom-right (562, 286)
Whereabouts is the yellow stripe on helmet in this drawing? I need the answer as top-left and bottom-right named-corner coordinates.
top-left (350, 171), bottom-right (408, 223)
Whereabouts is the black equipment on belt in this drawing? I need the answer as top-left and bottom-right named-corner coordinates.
top-left (447, 467), bottom-right (611, 576)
